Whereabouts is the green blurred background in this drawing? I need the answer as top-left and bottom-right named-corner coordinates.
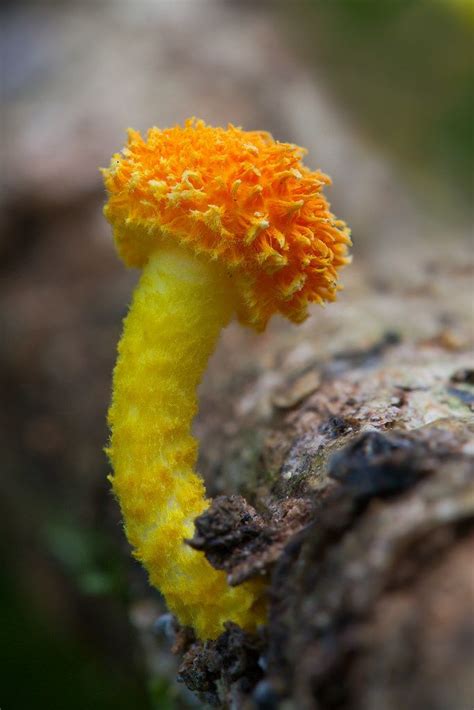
top-left (1, 1), bottom-right (472, 708)
top-left (288, 0), bottom-right (473, 210)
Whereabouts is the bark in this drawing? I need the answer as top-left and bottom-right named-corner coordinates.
top-left (176, 243), bottom-right (474, 709)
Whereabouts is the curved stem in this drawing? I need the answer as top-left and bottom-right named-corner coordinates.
top-left (107, 247), bottom-right (265, 639)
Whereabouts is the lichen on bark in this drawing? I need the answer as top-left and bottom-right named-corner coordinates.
top-left (179, 245), bottom-right (474, 708)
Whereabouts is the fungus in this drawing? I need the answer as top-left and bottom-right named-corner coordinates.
top-left (102, 118), bottom-right (351, 639)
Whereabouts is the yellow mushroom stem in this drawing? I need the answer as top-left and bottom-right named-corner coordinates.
top-left (107, 246), bottom-right (266, 639)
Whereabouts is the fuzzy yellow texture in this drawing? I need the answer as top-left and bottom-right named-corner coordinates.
top-left (107, 248), bottom-right (266, 639)
top-left (103, 120), bottom-right (351, 640)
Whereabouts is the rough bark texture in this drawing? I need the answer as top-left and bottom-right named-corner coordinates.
top-left (176, 247), bottom-right (474, 709)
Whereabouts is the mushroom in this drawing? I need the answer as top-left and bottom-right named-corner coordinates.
top-left (102, 118), bottom-right (351, 639)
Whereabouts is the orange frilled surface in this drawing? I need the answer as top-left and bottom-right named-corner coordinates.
top-left (102, 119), bottom-right (351, 330)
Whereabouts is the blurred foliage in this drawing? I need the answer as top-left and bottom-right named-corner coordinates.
top-left (44, 519), bottom-right (126, 598)
top-left (0, 505), bottom-right (179, 709)
top-left (149, 677), bottom-right (186, 710)
top-left (284, 0), bottom-right (473, 209)
top-left (0, 571), bottom-right (151, 710)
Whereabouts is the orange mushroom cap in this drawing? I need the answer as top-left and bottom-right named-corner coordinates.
top-left (102, 118), bottom-right (351, 330)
